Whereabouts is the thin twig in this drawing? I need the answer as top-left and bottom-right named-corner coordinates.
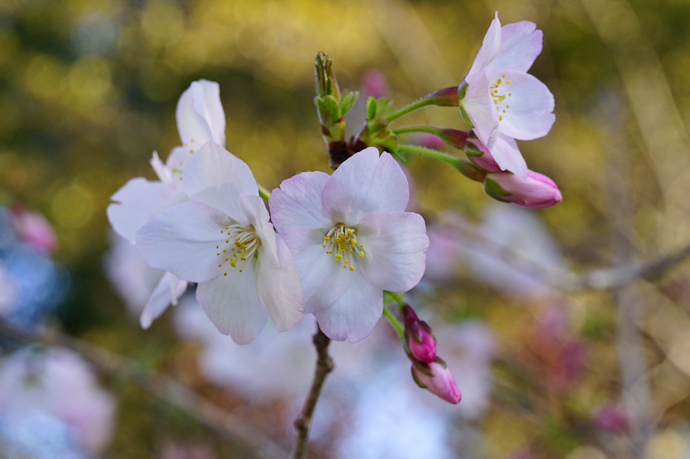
top-left (440, 214), bottom-right (690, 292)
top-left (0, 321), bottom-right (288, 459)
top-left (291, 326), bottom-right (334, 459)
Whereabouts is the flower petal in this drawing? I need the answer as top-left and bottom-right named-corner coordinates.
top-left (487, 21), bottom-right (543, 73)
top-left (269, 171), bottom-right (331, 234)
top-left (135, 201), bottom-right (226, 283)
top-left (492, 70), bottom-right (555, 140)
top-left (241, 194), bottom-right (279, 269)
top-left (489, 133), bottom-right (528, 177)
top-left (190, 183), bottom-right (248, 225)
top-left (461, 72), bottom-right (498, 149)
top-left (176, 80), bottom-right (226, 151)
top-left (255, 235), bottom-right (304, 332)
top-left (466, 12), bottom-right (502, 81)
top-left (321, 149), bottom-right (409, 224)
top-left (139, 272), bottom-right (188, 329)
top-left (183, 141), bottom-right (258, 198)
top-left (107, 178), bottom-right (183, 243)
top-left (196, 262), bottom-right (268, 344)
top-left (283, 228), bottom-right (349, 313)
top-left (313, 268), bottom-right (383, 343)
top-left (165, 146), bottom-right (195, 183)
top-left (357, 211), bottom-right (429, 292)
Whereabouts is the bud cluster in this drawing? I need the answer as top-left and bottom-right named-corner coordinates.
top-left (402, 305), bottom-right (461, 404)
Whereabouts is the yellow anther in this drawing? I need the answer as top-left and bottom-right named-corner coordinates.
top-left (502, 73), bottom-right (506, 78)
top-left (323, 244), bottom-right (327, 248)
top-left (224, 273), bottom-right (227, 276)
top-left (507, 81), bottom-right (512, 84)
top-left (499, 115), bottom-right (503, 121)
top-left (359, 251), bottom-right (364, 257)
top-left (324, 235), bottom-right (330, 241)
top-left (349, 265), bottom-right (355, 271)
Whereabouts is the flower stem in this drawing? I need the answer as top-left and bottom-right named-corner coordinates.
top-left (397, 144), bottom-right (463, 169)
top-left (258, 184), bottom-right (271, 200)
top-left (291, 326), bottom-right (333, 459)
top-left (382, 306), bottom-right (404, 339)
top-left (385, 97), bottom-right (435, 123)
top-left (392, 125), bottom-right (444, 136)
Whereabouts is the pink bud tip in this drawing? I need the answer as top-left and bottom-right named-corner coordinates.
top-left (411, 360), bottom-right (461, 404)
top-left (484, 170), bottom-right (562, 209)
top-left (402, 305), bottom-right (437, 363)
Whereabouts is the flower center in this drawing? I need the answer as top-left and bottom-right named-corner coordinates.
top-left (216, 223), bottom-right (260, 276)
top-left (323, 224), bottom-right (365, 272)
top-left (490, 73), bottom-right (512, 122)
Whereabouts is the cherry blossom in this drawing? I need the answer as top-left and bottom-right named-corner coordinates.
top-left (136, 141), bottom-right (304, 344)
top-left (460, 13), bottom-right (555, 177)
top-left (269, 147), bottom-right (429, 342)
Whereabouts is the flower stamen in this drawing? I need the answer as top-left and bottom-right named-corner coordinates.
top-left (324, 224), bottom-right (364, 272)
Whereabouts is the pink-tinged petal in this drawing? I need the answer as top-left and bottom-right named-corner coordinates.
top-left (190, 183), bottom-right (248, 225)
top-left (107, 178), bottom-right (183, 243)
top-left (241, 194), bottom-right (279, 269)
top-left (491, 70), bottom-right (555, 140)
top-left (461, 73), bottom-right (498, 149)
top-left (466, 12), bottom-right (502, 80)
top-left (487, 21), bottom-right (543, 73)
top-left (484, 170), bottom-right (562, 208)
top-left (182, 141), bottom-right (258, 198)
top-left (283, 228), bottom-right (349, 312)
top-left (489, 134), bottom-right (528, 177)
top-left (255, 235), bottom-right (304, 331)
top-left (357, 212), bottom-right (429, 292)
top-left (412, 360), bottom-right (461, 404)
top-left (196, 263), bottom-right (268, 344)
top-left (312, 268), bottom-right (382, 343)
top-left (140, 272), bottom-right (188, 329)
top-left (135, 201), bottom-right (227, 282)
top-left (176, 80), bottom-right (226, 151)
top-left (269, 171), bottom-right (331, 234)
top-left (321, 149), bottom-right (409, 224)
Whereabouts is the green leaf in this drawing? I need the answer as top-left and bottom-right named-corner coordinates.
top-left (366, 96), bottom-right (377, 121)
top-left (315, 95), bottom-right (340, 125)
top-left (340, 91), bottom-right (359, 116)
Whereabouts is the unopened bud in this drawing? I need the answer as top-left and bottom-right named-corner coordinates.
top-left (464, 134), bottom-right (502, 173)
top-left (411, 358), bottom-right (461, 404)
top-left (484, 170), bottom-right (562, 209)
top-left (437, 129), bottom-right (468, 150)
top-left (402, 305), bottom-right (436, 363)
top-left (429, 86), bottom-right (460, 107)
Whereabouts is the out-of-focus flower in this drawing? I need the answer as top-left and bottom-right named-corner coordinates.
top-left (593, 403), bottom-right (630, 433)
top-left (484, 169), bottom-right (562, 209)
top-left (137, 142), bottom-right (304, 343)
top-left (411, 359), bottom-right (462, 404)
top-left (402, 305), bottom-right (436, 363)
top-left (8, 206), bottom-right (58, 255)
top-left (156, 441), bottom-right (218, 459)
top-left (269, 148), bottom-right (429, 342)
top-left (459, 13), bottom-right (554, 177)
top-left (423, 214), bottom-right (468, 283)
top-left (0, 347), bottom-right (115, 454)
top-left (0, 262), bottom-right (17, 316)
top-left (0, 411), bottom-right (87, 459)
top-left (361, 69), bottom-right (389, 99)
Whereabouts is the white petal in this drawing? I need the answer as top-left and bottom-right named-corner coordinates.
top-left (196, 263), bottom-right (268, 344)
top-left (466, 12), bottom-right (502, 81)
top-left (321, 149), bottom-right (409, 224)
top-left (176, 80), bottom-right (226, 151)
top-left (191, 183), bottom-right (248, 225)
top-left (183, 141), bottom-right (258, 198)
top-left (492, 70), bottom-right (555, 140)
top-left (461, 72), bottom-right (499, 149)
top-left (255, 235), bottom-right (304, 332)
top-left (357, 211), bottom-right (429, 292)
top-left (165, 146), bottom-right (195, 183)
top-left (135, 201), bottom-right (227, 283)
top-left (313, 268), bottom-right (382, 343)
top-left (107, 178), bottom-right (182, 243)
top-left (487, 21), bottom-right (542, 73)
top-left (283, 228), bottom-right (349, 313)
top-left (489, 134), bottom-right (528, 178)
top-left (241, 194), bottom-right (279, 268)
top-left (269, 171), bottom-right (331, 234)
top-left (150, 151), bottom-right (172, 183)
top-left (140, 272), bottom-right (188, 329)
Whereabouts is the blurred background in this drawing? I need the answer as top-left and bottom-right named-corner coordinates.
top-left (2, 0), bottom-right (690, 457)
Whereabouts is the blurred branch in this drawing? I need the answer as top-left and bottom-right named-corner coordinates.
top-left (291, 326), bottom-right (333, 459)
top-left (0, 321), bottom-right (288, 459)
top-left (442, 215), bottom-right (690, 292)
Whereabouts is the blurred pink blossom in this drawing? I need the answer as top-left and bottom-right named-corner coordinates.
top-left (593, 403), bottom-right (630, 433)
top-left (9, 206), bottom-right (57, 255)
top-left (361, 69), bottom-right (389, 99)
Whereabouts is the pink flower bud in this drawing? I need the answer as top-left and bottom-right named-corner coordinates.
top-left (484, 170), bottom-right (562, 209)
top-left (402, 305), bottom-right (436, 363)
top-left (593, 403), bottom-right (630, 433)
top-left (411, 359), bottom-right (461, 404)
top-left (361, 69), bottom-right (389, 99)
top-left (429, 86), bottom-right (460, 107)
top-left (9, 205), bottom-right (58, 255)
top-left (464, 136), bottom-right (502, 173)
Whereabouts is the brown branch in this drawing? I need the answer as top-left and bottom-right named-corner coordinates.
top-left (0, 321), bottom-right (288, 459)
top-left (291, 326), bottom-right (334, 459)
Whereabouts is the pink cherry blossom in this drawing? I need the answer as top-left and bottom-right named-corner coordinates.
top-left (269, 148), bottom-right (429, 342)
top-left (136, 141), bottom-right (304, 344)
top-left (460, 13), bottom-right (555, 177)
top-left (484, 169), bottom-right (562, 208)
top-left (9, 206), bottom-right (58, 255)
